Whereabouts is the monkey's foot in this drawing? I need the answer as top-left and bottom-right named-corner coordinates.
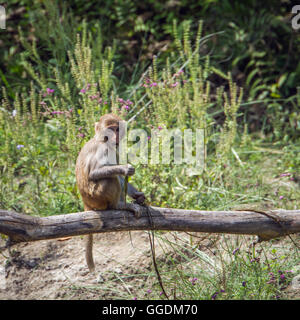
top-left (129, 203), bottom-right (142, 218)
top-left (118, 202), bottom-right (142, 218)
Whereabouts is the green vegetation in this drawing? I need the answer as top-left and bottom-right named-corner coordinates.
top-left (0, 0), bottom-right (299, 300)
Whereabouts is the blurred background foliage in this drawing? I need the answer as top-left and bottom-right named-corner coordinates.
top-left (1, 0), bottom-right (299, 140)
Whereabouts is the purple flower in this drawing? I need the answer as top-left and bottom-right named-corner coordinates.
top-left (147, 136), bottom-right (151, 140)
top-left (17, 144), bottom-right (24, 149)
top-left (46, 88), bottom-right (54, 94)
top-left (158, 126), bottom-right (163, 130)
top-left (280, 274), bottom-right (285, 280)
top-left (232, 248), bottom-right (239, 255)
top-left (77, 133), bottom-right (85, 138)
top-left (211, 292), bottom-right (219, 300)
top-left (123, 105), bottom-right (130, 110)
top-left (279, 173), bottom-right (291, 177)
top-left (171, 82), bottom-right (179, 87)
top-left (150, 82), bottom-right (158, 87)
top-left (279, 196), bottom-right (284, 200)
top-left (51, 111), bottom-right (64, 115)
top-left (242, 281), bottom-right (246, 287)
top-left (80, 89), bottom-right (86, 94)
top-left (146, 289), bottom-right (152, 294)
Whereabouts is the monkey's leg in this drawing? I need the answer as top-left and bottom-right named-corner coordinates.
top-left (84, 205), bottom-right (96, 272)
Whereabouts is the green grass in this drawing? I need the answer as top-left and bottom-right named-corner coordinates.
top-left (1, 15), bottom-right (300, 300)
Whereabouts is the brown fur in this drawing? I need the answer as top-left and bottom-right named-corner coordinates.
top-left (75, 113), bottom-right (143, 272)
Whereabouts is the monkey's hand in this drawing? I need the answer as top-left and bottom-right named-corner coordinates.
top-left (123, 164), bottom-right (135, 176)
top-left (132, 191), bottom-right (146, 205)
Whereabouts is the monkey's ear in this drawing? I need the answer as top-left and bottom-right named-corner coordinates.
top-left (94, 122), bottom-right (101, 133)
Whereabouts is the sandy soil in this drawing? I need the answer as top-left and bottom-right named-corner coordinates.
top-left (0, 231), bottom-right (299, 300)
top-left (0, 231), bottom-right (158, 299)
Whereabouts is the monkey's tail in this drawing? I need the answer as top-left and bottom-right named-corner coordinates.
top-left (85, 234), bottom-right (95, 272)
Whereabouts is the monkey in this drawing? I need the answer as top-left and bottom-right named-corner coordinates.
top-left (75, 113), bottom-right (145, 272)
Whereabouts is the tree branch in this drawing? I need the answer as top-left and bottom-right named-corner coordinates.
top-left (1, 207), bottom-right (300, 245)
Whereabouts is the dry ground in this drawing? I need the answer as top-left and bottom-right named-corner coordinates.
top-left (0, 230), bottom-right (299, 300)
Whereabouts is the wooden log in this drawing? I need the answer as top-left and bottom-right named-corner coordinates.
top-left (0, 207), bottom-right (300, 244)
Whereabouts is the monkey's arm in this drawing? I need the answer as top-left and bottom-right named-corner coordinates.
top-left (89, 164), bottom-right (132, 181)
top-left (119, 177), bottom-right (146, 204)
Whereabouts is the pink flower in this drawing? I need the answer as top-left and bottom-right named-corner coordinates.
top-left (158, 126), bottom-right (163, 130)
top-left (279, 196), bottom-right (284, 200)
top-left (51, 111), bottom-right (64, 115)
top-left (77, 133), bottom-right (85, 138)
top-left (150, 82), bottom-right (158, 87)
top-left (280, 173), bottom-right (291, 177)
top-left (80, 89), bottom-right (86, 94)
top-left (123, 105), bottom-right (130, 110)
top-left (46, 88), bottom-right (54, 94)
top-left (171, 82), bottom-right (179, 87)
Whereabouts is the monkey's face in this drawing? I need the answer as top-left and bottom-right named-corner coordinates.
top-left (95, 114), bottom-right (125, 147)
top-left (95, 122), bottom-right (122, 148)
top-left (105, 125), bottom-right (120, 146)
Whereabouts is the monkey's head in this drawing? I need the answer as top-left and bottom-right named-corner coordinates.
top-left (95, 113), bottom-right (125, 147)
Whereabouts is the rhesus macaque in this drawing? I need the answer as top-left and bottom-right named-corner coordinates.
top-left (75, 113), bottom-right (145, 272)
